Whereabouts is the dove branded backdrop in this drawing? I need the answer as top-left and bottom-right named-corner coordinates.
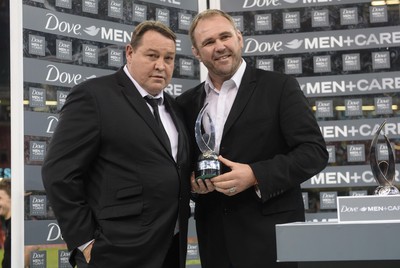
top-left (10, 0), bottom-right (400, 267)
top-left (17, 0), bottom-right (202, 267)
top-left (213, 0), bottom-right (400, 222)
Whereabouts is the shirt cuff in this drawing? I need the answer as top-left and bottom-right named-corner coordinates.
top-left (78, 239), bottom-right (95, 252)
top-left (254, 184), bottom-right (261, 199)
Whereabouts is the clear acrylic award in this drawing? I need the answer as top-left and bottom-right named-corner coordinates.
top-left (369, 120), bottom-right (399, 195)
top-left (194, 103), bottom-right (220, 180)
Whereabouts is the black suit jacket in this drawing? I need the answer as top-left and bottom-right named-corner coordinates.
top-left (42, 68), bottom-right (192, 268)
top-left (177, 65), bottom-right (328, 268)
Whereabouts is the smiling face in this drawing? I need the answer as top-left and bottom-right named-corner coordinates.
top-left (126, 30), bottom-right (176, 96)
top-left (191, 14), bottom-right (243, 89)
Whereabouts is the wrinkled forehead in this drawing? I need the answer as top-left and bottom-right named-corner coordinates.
top-left (195, 17), bottom-right (236, 40)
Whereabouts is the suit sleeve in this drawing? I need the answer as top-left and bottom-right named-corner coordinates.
top-left (42, 83), bottom-right (100, 250)
top-left (249, 75), bottom-right (328, 203)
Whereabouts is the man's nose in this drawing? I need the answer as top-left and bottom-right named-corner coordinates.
top-left (155, 58), bottom-right (166, 71)
top-left (215, 39), bottom-right (226, 51)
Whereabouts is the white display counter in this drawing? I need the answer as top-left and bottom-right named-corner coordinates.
top-left (276, 221), bottom-right (400, 268)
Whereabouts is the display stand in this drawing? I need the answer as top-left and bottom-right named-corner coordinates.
top-left (276, 221), bottom-right (400, 268)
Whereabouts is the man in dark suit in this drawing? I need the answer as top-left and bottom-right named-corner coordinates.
top-left (42, 21), bottom-right (192, 268)
top-left (176, 10), bottom-right (328, 268)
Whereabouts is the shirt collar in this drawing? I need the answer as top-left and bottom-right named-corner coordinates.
top-left (204, 59), bottom-right (246, 94)
top-left (123, 65), bottom-right (164, 103)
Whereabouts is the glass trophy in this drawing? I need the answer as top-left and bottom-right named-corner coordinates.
top-left (369, 120), bottom-right (399, 195)
top-left (194, 103), bottom-right (220, 180)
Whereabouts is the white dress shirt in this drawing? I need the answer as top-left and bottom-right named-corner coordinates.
top-left (123, 66), bottom-right (178, 162)
top-left (202, 60), bottom-right (246, 154)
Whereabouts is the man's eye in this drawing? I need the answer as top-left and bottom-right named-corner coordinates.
top-left (203, 40), bottom-right (214, 47)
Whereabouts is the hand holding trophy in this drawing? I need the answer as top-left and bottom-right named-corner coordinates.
top-left (195, 103), bottom-right (220, 180)
top-left (369, 120), bottom-right (399, 195)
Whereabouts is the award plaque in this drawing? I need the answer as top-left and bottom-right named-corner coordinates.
top-left (369, 120), bottom-right (399, 195)
top-left (194, 103), bottom-right (220, 180)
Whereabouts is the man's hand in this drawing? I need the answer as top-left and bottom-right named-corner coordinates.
top-left (211, 156), bottom-right (257, 196)
top-left (191, 172), bottom-right (215, 194)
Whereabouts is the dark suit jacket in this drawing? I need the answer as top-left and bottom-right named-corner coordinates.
top-left (176, 66), bottom-right (328, 268)
top-left (42, 68), bottom-right (192, 268)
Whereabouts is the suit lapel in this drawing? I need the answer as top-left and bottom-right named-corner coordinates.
top-left (222, 66), bottom-right (257, 138)
top-left (193, 83), bottom-right (207, 115)
top-left (116, 69), bottom-right (174, 158)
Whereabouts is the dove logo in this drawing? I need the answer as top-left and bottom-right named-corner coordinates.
top-left (47, 222), bottom-right (64, 242)
top-left (340, 206), bottom-right (359, 213)
top-left (371, 6), bottom-right (385, 12)
top-left (46, 116), bottom-right (59, 134)
top-left (349, 145), bottom-right (362, 153)
top-left (85, 75), bottom-right (97, 80)
top-left (347, 100), bottom-right (360, 106)
top-left (60, 251), bottom-right (70, 257)
top-left (317, 101), bottom-right (330, 107)
top-left (243, 0), bottom-right (282, 8)
top-left (374, 53), bottom-right (387, 59)
top-left (31, 36), bottom-right (44, 44)
top-left (379, 144), bottom-right (388, 153)
top-left (244, 38), bottom-right (283, 53)
top-left (344, 55), bottom-right (357, 61)
top-left (46, 64), bottom-right (83, 85)
top-left (84, 26), bottom-right (100, 36)
top-left (158, 9), bottom-right (169, 17)
top-left (377, 98), bottom-right (390, 105)
top-left (32, 252), bottom-right (46, 259)
top-left (45, 13), bottom-right (82, 36)
top-left (285, 39), bottom-right (303, 49)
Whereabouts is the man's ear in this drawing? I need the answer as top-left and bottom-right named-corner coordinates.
top-left (237, 30), bottom-right (244, 49)
top-left (125, 44), bottom-right (133, 63)
top-left (192, 46), bottom-right (201, 62)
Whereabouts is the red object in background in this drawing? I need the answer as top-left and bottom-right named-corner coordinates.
top-left (0, 220), bottom-right (5, 248)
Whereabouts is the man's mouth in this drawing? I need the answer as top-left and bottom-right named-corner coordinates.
top-left (215, 55), bottom-right (230, 61)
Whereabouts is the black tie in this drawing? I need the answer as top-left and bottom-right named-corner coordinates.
top-left (144, 96), bottom-right (172, 154)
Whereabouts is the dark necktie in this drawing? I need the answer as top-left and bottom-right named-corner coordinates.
top-left (144, 96), bottom-right (172, 155)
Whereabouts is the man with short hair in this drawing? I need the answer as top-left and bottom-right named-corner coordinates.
top-left (177, 9), bottom-right (328, 268)
top-left (42, 20), bottom-right (192, 268)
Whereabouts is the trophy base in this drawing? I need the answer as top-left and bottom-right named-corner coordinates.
top-left (374, 185), bottom-right (400, 196)
top-left (196, 158), bottom-right (220, 180)
top-left (195, 168), bottom-right (220, 180)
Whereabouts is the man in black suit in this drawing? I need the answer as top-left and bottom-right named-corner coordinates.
top-left (42, 21), bottom-right (192, 268)
top-left (177, 10), bottom-right (328, 268)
